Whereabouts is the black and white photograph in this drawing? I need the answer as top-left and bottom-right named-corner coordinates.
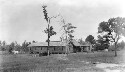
top-left (0, 0), bottom-right (125, 72)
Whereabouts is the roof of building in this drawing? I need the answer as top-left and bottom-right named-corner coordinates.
top-left (28, 42), bottom-right (67, 47)
top-left (28, 40), bottom-right (90, 47)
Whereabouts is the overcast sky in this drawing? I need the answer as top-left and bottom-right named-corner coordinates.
top-left (0, 0), bottom-right (125, 44)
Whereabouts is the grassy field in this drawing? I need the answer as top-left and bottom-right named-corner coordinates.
top-left (0, 51), bottom-right (125, 72)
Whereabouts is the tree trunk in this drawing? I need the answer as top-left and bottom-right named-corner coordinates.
top-left (47, 41), bottom-right (50, 56)
top-left (114, 42), bottom-right (117, 57)
top-left (65, 34), bottom-right (69, 55)
top-left (47, 20), bottom-right (50, 56)
top-left (115, 49), bottom-right (117, 57)
top-left (114, 34), bottom-right (120, 57)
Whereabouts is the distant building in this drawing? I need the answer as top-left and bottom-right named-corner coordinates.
top-left (28, 40), bottom-right (92, 54)
top-left (28, 41), bottom-right (67, 54)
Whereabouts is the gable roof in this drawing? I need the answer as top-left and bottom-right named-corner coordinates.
top-left (28, 42), bottom-right (67, 47)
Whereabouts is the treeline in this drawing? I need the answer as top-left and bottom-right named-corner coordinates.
top-left (80, 17), bottom-right (125, 56)
top-left (0, 40), bottom-right (36, 54)
top-left (79, 35), bottom-right (125, 51)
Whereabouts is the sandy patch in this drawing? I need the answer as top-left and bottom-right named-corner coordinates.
top-left (96, 63), bottom-right (119, 68)
top-left (96, 63), bottom-right (125, 72)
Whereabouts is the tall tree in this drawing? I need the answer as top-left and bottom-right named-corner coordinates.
top-left (1, 41), bottom-right (7, 51)
top-left (62, 22), bottom-right (76, 54)
top-left (59, 16), bottom-right (76, 42)
top-left (2, 41), bottom-right (6, 46)
top-left (98, 17), bottom-right (125, 56)
top-left (9, 42), bottom-right (15, 53)
top-left (22, 40), bottom-right (29, 53)
top-left (63, 23), bottom-right (76, 41)
top-left (42, 5), bottom-right (58, 56)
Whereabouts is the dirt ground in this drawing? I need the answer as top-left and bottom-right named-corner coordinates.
top-left (0, 51), bottom-right (125, 72)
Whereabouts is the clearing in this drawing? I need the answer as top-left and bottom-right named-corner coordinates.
top-left (0, 51), bottom-right (125, 72)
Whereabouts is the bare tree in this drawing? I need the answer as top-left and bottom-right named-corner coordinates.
top-left (60, 16), bottom-right (76, 54)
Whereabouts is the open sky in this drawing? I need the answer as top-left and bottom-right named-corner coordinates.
top-left (0, 0), bottom-right (125, 44)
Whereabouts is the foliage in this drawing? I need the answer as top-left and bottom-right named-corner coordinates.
top-left (98, 17), bottom-right (125, 42)
top-left (85, 35), bottom-right (96, 51)
top-left (108, 41), bottom-right (125, 51)
top-left (42, 5), bottom-right (57, 41)
top-left (0, 41), bottom-right (1, 45)
top-left (8, 42), bottom-right (15, 53)
top-left (117, 41), bottom-right (125, 49)
top-left (0, 40), bottom-right (31, 54)
top-left (0, 41), bottom-right (7, 51)
top-left (60, 17), bottom-right (76, 54)
top-left (63, 23), bottom-right (76, 41)
top-left (44, 26), bottom-right (56, 39)
top-left (42, 5), bottom-right (48, 22)
top-left (7, 41), bottom-right (21, 53)
top-left (98, 17), bottom-right (125, 56)
top-left (21, 40), bottom-right (30, 53)
top-left (2, 41), bottom-right (6, 46)
top-left (85, 35), bottom-right (95, 44)
top-left (78, 38), bottom-right (86, 45)
top-left (96, 34), bottom-right (110, 50)
top-left (32, 40), bottom-right (36, 43)
top-left (42, 5), bottom-right (60, 55)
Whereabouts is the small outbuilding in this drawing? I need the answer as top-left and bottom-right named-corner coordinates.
top-left (71, 40), bottom-right (92, 52)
